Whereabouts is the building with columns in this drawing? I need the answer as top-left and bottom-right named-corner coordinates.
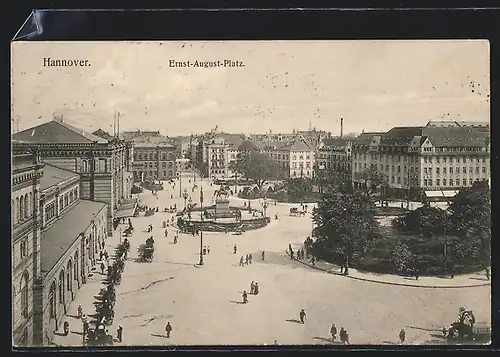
top-left (12, 152), bottom-right (43, 346)
top-left (12, 118), bottom-right (134, 235)
top-left (12, 151), bottom-right (106, 346)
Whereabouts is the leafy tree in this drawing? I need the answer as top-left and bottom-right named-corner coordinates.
top-left (448, 181), bottom-right (491, 266)
top-left (390, 241), bottom-right (414, 273)
top-left (231, 148), bottom-right (282, 191)
top-left (313, 164), bottom-right (352, 194)
top-left (312, 190), bottom-right (380, 266)
top-left (353, 168), bottom-right (389, 205)
top-left (392, 206), bottom-right (448, 238)
top-left (286, 177), bottom-right (313, 202)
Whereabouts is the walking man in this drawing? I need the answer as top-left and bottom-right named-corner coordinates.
top-left (399, 328), bottom-right (406, 344)
top-left (117, 325), bottom-right (123, 342)
top-left (207, 246), bottom-right (211, 254)
top-left (340, 327), bottom-right (347, 344)
top-left (330, 324), bottom-right (337, 341)
top-left (310, 256), bottom-right (316, 266)
top-left (239, 256), bottom-right (245, 267)
top-left (261, 251), bottom-right (265, 261)
top-left (486, 268), bottom-right (490, 280)
top-left (234, 245), bottom-right (238, 254)
top-left (249, 254), bottom-right (252, 264)
top-left (299, 309), bottom-right (306, 324)
top-left (100, 262), bottom-right (105, 275)
top-left (245, 255), bottom-right (249, 265)
top-left (63, 321), bottom-right (70, 336)
top-left (250, 281), bottom-right (255, 294)
top-left (254, 282), bottom-right (259, 295)
top-left (242, 291), bottom-right (248, 304)
top-left (165, 322), bottom-right (172, 338)
top-left (77, 304), bottom-right (83, 319)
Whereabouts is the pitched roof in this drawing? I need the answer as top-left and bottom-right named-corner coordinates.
top-left (322, 137), bottom-right (352, 147)
top-left (217, 133), bottom-right (246, 145)
top-left (40, 164), bottom-right (79, 191)
top-left (133, 140), bottom-right (175, 148)
top-left (353, 132), bottom-right (384, 145)
top-left (380, 127), bottom-right (424, 146)
top-left (41, 200), bottom-right (107, 274)
top-left (285, 139), bottom-right (312, 152)
top-left (92, 128), bottom-right (115, 141)
top-left (421, 127), bottom-right (489, 148)
top-left (13, 120), bottom-right (108, 144)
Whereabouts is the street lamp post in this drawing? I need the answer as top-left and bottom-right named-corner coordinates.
top-left (262, 198), bottom-right (268, 217)
top-left (119, 228), bottom-right (122, 245)
top-left (182, 188), bottom-right (188, 210)
top-left (199, 187), bottom-right (204, 265)
top-left (344, 207), bottom-right (349, 275)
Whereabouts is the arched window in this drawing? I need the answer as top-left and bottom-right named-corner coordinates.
top-left (49, 282), bottom-right (56, 318)
top-left (58, 270), bottom-right (64, 305)
top-left (24, 195), bottom-right (29, 219)
top-left (74, 251), bottom-right (79, 281)
top-left (21, 271), bottom-right (29, 318)
top-left (15, 197), bottom-right (20, 224)
top-left (28, 192), bottom-right (33, 217)
top-left (19, 195), bottom-right (24, 221)
top-left (67, 260), bottom-right (73, 291)
top-left (82, 160), bottom-right (88, 172)
top-left (162, 153), bottom-right (166, 160)
top-left (75, 187), bottom-right (79, 199)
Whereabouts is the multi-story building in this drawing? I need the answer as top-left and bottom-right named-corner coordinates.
top-left (426, 120), bottom-right (490, 129)
top-left (316, 137), bottom-right (353, 180)
top-left (12, 151), bottom-right (107, 346)
top-left (260, 138), bottom-right (315, 179)
top-left (352, 126), bottom-right (490, 202)
top-left (12, 118), bottom-right (134, 235)
top-left (12, 151), bottom-right (43, 347)
top-left (132, 141), bottom-right (178, 182)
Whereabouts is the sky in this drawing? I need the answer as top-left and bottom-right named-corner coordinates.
top-left (11, 40), bottom-right (490, 137)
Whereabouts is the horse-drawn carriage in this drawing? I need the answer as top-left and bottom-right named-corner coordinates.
top-left (289, 207), bottom-right (306, 216)
top-left (140, 237), bottom-right (155, 262)
top-left (445, 308), bottom-right (490, 342)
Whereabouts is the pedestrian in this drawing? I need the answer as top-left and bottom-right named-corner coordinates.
top-left (83, 320), bottom-right (89, 337)
top-left (310, 256), bottom-right (316, 266)
top-left (239, 256), bottom-right (244, 267)
top-left (250, 281), bottom-right (255, 294)
top-left (245, 255), bottom-right (249, 265)
top-left (288, 243), bottom-right (293, 254)
top-left (249, 254), bottom-right (252, 264)
top-left (261, 251), bottom-right (265, 261)
top-left (174, 236), bottom-right (177, 244)
top-left (165, 322), bottom-right (172, 338)
top-left (486, 268), bottom-right (490, 280)
top-left (344, 330), bottom-right (350, 344)
top-left (117, 325), bottom-right (123, 342)
top-left (207, 246), bottom-right (211, 254)
top-left (340, 327), bottom-right (347, 344)
top-left (330, 324), bottom-right (337, 341)
top-left (234, 245), bottom-right (237, 254)
top-left (63, 321), bottom-right (70, 336)
top-left (77, 304), bottom-right (83, 319)
top-left (254, 282), bottom-right (259, 295)
top-left (203, 246), bottom-right (207, 255)
top-left (442, 325), bottom-right (448, 337)
top-left (100, 262), bottom-right (105, 275)
top-left (399, 328), bottom-right (406, 344)
top-left (290, 250), bottom-right (295, 260)
top-left (242, 291), bottom-right (248, 304)
top-left (414, 268), bottom-right (419, 280)
top-left (165, 229), bottom-right (168, 237)
top-left (299, 309), bottom-right (306, 324)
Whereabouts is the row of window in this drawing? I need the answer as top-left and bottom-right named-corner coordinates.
top-left (142, 162), bottom-right (175, 168)
top-left (292, 162), bottom-right (312, 169)
top-left (424, 167), bottom-right (487, 175)
top-left (134, 152), bottom-right (176, 161)
top-left (12, 192), bottom-right (33, 226)
top-left (134, 170), bottom-right (174, 178)
top-left (424, 146), bottom-right (486, 152)
top-left (423, 178), bottom-right (483, 187)
top-left (353, 154), bottom-right (488, 165)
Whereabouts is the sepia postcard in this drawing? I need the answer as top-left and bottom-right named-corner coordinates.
top-left (11, 40), bottom-right (491, 348)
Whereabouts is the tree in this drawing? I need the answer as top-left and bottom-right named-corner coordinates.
top-left (286, 177), bottom-right (313, 202)
top-left (390, 241), bottom-right (414, 273)
top-left (313, 164), bottom-right (351, 194)
top-left (392, 206), bottom-right (448, 238)
top-left (353, 168), bottom-right (389, 205)
top-left (312, 190), bottom-right (381, 266)
top-left (231, 149), bottom-right (281, 191)
top-left (448, 181), bottom-right (491, 266)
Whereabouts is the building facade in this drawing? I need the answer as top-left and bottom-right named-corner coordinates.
top-left (352, 126), bottom-right (491, 201)
top-left (13, 118), bottom-right (134, 235)
top-left (132, 142), bottom-right (178, 181)
top-left (12, 152), bottom-right (43, 347)
top-left (316, 137), bottom-right (353, 181)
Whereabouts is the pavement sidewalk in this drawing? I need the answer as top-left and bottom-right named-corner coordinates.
top-left (285, 249), bottom-right (490, 289)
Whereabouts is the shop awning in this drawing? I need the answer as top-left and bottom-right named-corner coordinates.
top-left (115, 198), bottom-right (138, 219)
top-left (424, 190), bottom-right (458, 198)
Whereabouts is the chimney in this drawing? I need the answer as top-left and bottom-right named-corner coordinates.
top-left (340, 117), bottom-right (344, 138)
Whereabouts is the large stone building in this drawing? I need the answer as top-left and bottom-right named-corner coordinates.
top-left (132, 140), bottom-right (178, 182)
top-left (316, 137), bottom-right (353, 180)
top-left (12, 151), bottom-right (107, 346)
top-left (12, 152), bottom-right (43, 346)
top-left (12, 118), bottom-right (134, 235)
top-left (352, 125), bottom-right (491, 201)
top-left (260, 138), bottom-right (316, 179)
